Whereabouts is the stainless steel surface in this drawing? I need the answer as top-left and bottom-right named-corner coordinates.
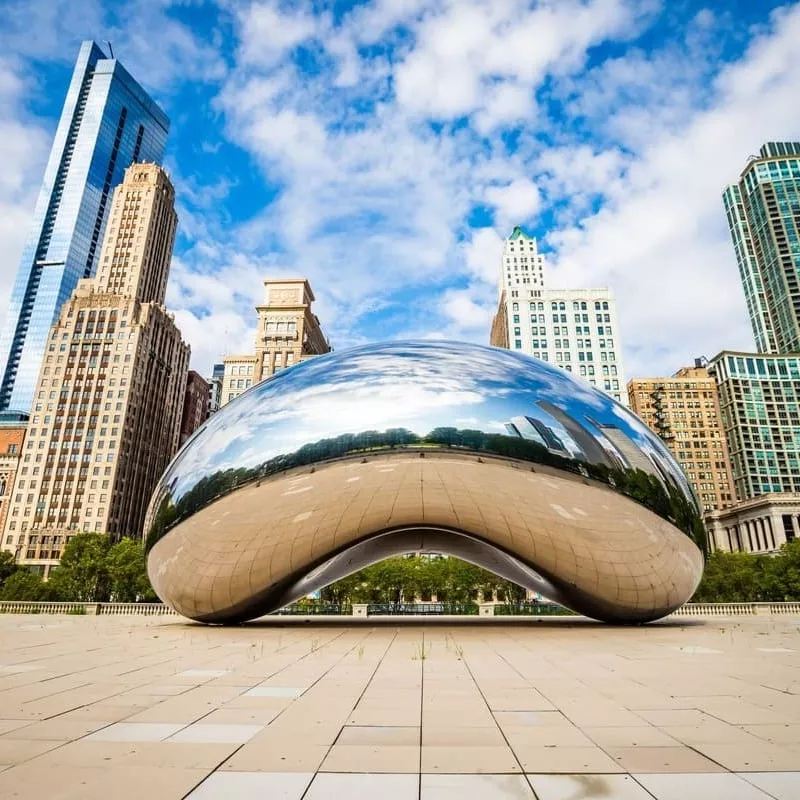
top-left (144, 341), bottom-right (705, 624)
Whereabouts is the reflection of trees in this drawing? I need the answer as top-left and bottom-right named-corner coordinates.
top-left (145, 425), bottom-right (707, 555)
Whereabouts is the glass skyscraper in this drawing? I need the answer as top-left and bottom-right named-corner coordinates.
top-left (723, 142), bottom-right (800, 355)
top-left (709, 351), bottom-right (800, 501)
top-left (0, 41), bottom-right (168, 414)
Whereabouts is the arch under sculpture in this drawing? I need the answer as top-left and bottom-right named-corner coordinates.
top-left (144, 341), bottom-right (705, 624)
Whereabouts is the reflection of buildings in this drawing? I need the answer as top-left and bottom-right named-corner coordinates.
top-left (207, 363), bottom-right (224, 416)
top-left (489, 226), bottom-right (628, 406)
top-left (0, 41), bottom-right (169, 416)
top-left (180, 371), bottom-right (209, 446)
top-left (628, 363), bottom-right (734, 513)
top-left (536, 401), bottom-right (614, 468)
top-left (506, 415), bottom-right (570, 457)
top-left (723, 142), bottom-right (800, 354)
top-left (0, 164), bottom-right (189, 576)
top-left (706, 494), bottom-right (799, 554)
top-left (709, 351), bottom-right (800, 502)
top-left (221, 279), bottom-right (331, 408)
top-left (588, 419), bottom-right (672, 489)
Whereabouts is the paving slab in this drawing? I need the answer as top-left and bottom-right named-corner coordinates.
top-left (0, 614), bottom-right (799, 797)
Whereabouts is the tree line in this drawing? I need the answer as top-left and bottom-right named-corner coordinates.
top-left (1, 535), bottom-right (799, 607)
top-left (0, 534), bottom-right (155, 603)
top-left (319, 555), bottom-right (528, 606)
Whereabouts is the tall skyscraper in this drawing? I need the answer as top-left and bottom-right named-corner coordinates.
top-left (1, 164), bottom-right (188, 576)
top-left (179, 370), bottom-right (209, 446)
top-left (490, 227), bottom-right (628, 405)
top-left (723, 142), bottom-right (800, 354)
top-left (0, 41), bottom-right (168, 415)
top-left (220, 279), bottom-right (331, 408)
top-left (627, 364), bottom-right (735, 513)
top-left (708, 350), bottom-right (800, 502)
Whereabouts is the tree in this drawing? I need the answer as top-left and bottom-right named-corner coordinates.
top-left (0, 570), bottom-right (48, 601)
top-left (0, 550), bottom-right (18, 589)
top-left (107, 538), bottom-right (157, 602)
top-left (317, 554), bottom-right (526, 606)
top-left (47, 533), bottom-right (111, 602)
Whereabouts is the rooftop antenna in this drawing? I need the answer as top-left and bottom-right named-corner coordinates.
top-left (105, 40), bottom-right (114, 59)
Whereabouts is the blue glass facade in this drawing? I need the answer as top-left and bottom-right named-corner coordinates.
top-left (0, 41), bottom-right (169, 414)
top-left (724, 142), bottom-right (800, 355)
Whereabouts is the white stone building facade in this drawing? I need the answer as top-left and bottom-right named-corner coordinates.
top-left (490, 227), bottom-right (627, 406)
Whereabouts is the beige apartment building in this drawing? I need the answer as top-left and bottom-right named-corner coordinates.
top-left (0, 421), bottom-right (26, 542)
top-left (1, 164), bottom-right (189, 575)
top-left (221, 279), bottom-right (330, 407)
top-left (627, 364), bottom-right (735, 514)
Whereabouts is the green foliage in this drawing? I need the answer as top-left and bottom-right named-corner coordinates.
top-left (320, 555), bottom-right (527, 605)
top-left (0, 534), bottom-right (158, 603)
top-left (106, 538), bottom-right (157, 602)
top-left (692, 540), bottom-right (800, 602)
top-left (0, 570), bottom-right (50, 601)
top-left (44, 534), bottom-right (157, 603)
top-left (47, 533), bottom-right (112, 602)
top-left (0, 550), bottom-right (18, 588)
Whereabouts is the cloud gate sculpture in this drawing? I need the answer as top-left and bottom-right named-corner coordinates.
top-left (144, 341), bottom-right (705, 624)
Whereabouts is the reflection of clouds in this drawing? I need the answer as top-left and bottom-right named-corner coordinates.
top-left (159, 341), bottom-right (694, 507)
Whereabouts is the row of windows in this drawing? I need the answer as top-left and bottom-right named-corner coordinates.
top-left (265, 321), bottom-right (297, 333)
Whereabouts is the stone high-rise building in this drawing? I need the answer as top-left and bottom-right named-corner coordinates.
top-left (0, 422), bottom-right (26, 546)
top-left (627, 365), bottom-right (735, 514)
top-left (490, 226), bottom-right (627, 405)
top-left (723, 142), bottom-right (800, 354)
top-left (179, 370), bottom-right (209, 446)
top-left (221, 279), bottom-right (330, 407)
top-left (1, 164), bottom-right (188, 575)
top-left (0, 41), bottom-right (168, 415)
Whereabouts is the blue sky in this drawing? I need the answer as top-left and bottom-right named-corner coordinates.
top-left (1, 0), bottom-right (799, 379)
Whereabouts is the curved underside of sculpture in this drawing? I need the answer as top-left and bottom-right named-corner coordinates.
top-left (144, 341), bottom-right (706, 624)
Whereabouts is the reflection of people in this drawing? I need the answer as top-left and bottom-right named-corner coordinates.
top-left (536, 401), bottom-right (614, 467)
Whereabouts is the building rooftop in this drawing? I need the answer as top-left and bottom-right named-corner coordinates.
top-left (0, 613), bottom-right (798, 797)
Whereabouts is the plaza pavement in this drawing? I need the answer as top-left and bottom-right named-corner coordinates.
top-left (0, 614), bottom-right (799, 799)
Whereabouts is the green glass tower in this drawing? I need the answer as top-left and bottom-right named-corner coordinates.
top-left (723, 142), bottom-right (800, 355)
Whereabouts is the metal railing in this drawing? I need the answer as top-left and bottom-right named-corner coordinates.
top-left (273, 603), bottom-right (352, 616)
top-left (0, 601), bottom-right (799, 617)
top-left (494, 602), bottom-right (576, 616)
top-left (366, 602), bottom-right (479, 615)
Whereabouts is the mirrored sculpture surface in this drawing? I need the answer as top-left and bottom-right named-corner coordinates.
top-left (144, 341), bottom-right (705, 624)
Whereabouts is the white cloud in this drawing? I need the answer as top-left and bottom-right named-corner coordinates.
top-left (393, 0), bottom-right (651, 120)
top-left (474, 82), bottom-right (537, 135)
top-left (3, 0), bottom-right (800, 390)
top-left (0, 58), bottom-right (50, 326)
top-left (548, 3), bottom-right (800, 375)
top-left (486, 179), bottom-right (541, 227)
top-left (463, 227), bottom-right (505, 285)
top-left (237, 2), bottom-right (318, 66)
